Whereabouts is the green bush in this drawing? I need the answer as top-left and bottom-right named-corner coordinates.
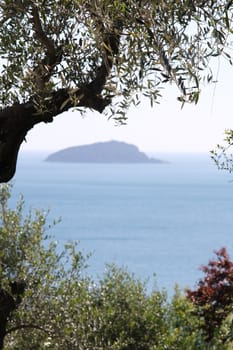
top-left (1, 184), bottom-right (233, 349)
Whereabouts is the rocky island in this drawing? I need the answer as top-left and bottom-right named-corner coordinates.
top-left (45, 141), bottom-right (163, 164)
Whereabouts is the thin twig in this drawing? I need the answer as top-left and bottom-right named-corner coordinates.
top-left (6, 323), bottom-right (51, 336)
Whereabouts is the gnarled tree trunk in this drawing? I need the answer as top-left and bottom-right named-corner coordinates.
top-left (0, 289), bottom-right (17, 350)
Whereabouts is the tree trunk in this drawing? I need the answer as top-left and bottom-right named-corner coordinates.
top-left (0, 20), bottom-right (121, 183)
top-left (0, 289), bottom-right (16, 350)
top-left (0, 86), bottom-right (112, 182)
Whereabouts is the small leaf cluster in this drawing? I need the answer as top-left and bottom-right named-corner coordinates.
top-left (211, 129), bottom-right (233, 173)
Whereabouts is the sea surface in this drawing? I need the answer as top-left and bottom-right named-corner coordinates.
top-left (9, 151), bottom-right (233, 295)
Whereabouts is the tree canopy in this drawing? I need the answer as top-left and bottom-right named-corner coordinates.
top-left (0, 0), bottom-right (233, 181)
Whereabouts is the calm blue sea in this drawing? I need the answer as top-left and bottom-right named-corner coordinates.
top-left (9, 151), bottom-right (233, 295)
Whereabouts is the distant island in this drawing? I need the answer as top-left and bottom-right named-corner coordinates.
top-left (45, 141), bottom-right (164, 164)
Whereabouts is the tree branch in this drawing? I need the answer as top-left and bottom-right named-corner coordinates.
top-left (31, 5), bottom-right (55, 56)
top-left (30, 5), bottom-right (62, 90)
top-left (88, 18), bottom-right (121, 94)
top-left (0, 84), bottom-right (111, 182)
top-left (0, 13), bottom-right (122, 183)
top-left (0, 288), bottom-right (20, 350)
top-left (6, 323), bottom-right (51, 336)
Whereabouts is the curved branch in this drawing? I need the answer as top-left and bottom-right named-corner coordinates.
top-left (88, 19), bottom-right (121, 94)
top-left (31, 5), bottom-right (55, 56)
top-left (0, 84), bottom-right (112, 183)
top-left (0, 288), bottom-right (18, 350)
top-left (0, 13), bottom-right (122, 183)
top-left (6, 323), bottom-right (51, 336)
top-left (30, 5), bottom-right (63, 90)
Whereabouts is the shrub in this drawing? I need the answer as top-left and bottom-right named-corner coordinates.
top-left (187, 247), bottom-right (233, 344)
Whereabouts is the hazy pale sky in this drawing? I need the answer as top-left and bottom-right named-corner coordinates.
top-left (21, 58), bottom-right (233, 154)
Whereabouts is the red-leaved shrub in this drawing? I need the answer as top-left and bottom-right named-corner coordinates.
top-left (187, 247), bottom-right (233, 341)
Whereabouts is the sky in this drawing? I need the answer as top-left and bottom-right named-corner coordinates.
top-left (21, 58), bottom-right (233, 155)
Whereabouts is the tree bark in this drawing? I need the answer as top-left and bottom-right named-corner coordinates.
top-left (0, 86), bottom-right (113, 182)
top-left (0, 289), bottom-right (16, 350)
top-left (0, 281), bottom-right (26, 349)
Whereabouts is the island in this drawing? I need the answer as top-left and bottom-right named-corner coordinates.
top-left (45, 141), bottom-right (164, 164)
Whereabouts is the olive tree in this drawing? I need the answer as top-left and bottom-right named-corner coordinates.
top-left (0, 0), bottom-right (232, 181)
top-left (0, 183), bottom-right (88, 349)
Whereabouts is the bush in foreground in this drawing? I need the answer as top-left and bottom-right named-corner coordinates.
top-left (1, 184), bottom-right (233, 349)
top-left (187, 247), bottom-right (233, 346)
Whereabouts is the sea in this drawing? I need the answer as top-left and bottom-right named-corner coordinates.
top-left (8, 151), bottom-right (233, 296)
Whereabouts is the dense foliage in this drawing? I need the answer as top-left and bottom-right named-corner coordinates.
top-left (0, 0), bottom-right (233, 181)
top-left (187, 247), bottom-right (233, 343)
top-left (1, 0), bottom-right (233, 114)
top-left (0, 184), bottom-right (233, 349)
